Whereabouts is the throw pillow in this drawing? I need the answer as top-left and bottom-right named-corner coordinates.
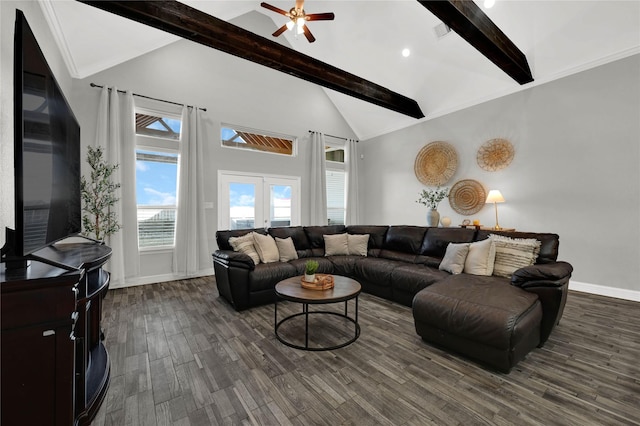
top-left (464, 238), bottom-right (496, 276)
top-left (347, 233), bottom-right (369, 256)
top-left (439, 243), bottom-right (470, 275)
top-left (252, 232), bottom-right (280, 263)
top-left (490, 234), bottom-right (541, 278)
top-left (228, 233), bottom-right (260, 265)
top-left (275, 237), bottom-right (298, 262)
top-left (324, 233), bottom-right (349, 256)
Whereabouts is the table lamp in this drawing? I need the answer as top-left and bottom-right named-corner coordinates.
top-left (485, 190), bottom-right (505, 230)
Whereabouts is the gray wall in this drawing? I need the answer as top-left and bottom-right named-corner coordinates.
top-left (69, 13), bottom-right (355, 284)
top-left (0, 2), bottom-right (74, 248)
top-left (360, 54), bottom-right (640, 297)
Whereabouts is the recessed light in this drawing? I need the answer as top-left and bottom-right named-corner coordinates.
top-left (402, 48), bottom-right (411, 58)
top-left (484, 0), bottom-right (495, 9)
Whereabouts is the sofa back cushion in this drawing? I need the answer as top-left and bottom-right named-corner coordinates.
top-left (383, 226), bottom-right (427, 254)
top-left (304, 225), bottom-right (346, 248)
top-left (216, 228), bottom-right (267, 251)
top-left (475, 230), bottom-right (559, 263)
top-left (420, 228), bottom-right (476, 258)
top-left (346, 225), bottom-right (388, 249)
top-left (268, 226), bottom-right (311, 250)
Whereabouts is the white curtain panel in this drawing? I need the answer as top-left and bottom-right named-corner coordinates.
top-left (345, 138), bottom-right (360, 225)
top-left (309, 132), bottom-right (328, 226)
top-left (173, 106), bottom-right (209, 276)
top-left (95, 87), bottom-right (139, 285)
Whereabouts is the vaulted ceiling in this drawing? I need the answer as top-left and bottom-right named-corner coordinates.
top-left (41, 0), bottom-right (640, 140)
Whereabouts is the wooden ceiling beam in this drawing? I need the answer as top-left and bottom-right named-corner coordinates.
top-left (417, 0), bottom-right (533, 85)
top-left (78, 0), bottom-right (425, 119)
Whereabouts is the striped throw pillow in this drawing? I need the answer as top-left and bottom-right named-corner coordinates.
top-left (490, 234), bottom-right (541, 278)
top-left (229, 232), bottom-right (261, 265)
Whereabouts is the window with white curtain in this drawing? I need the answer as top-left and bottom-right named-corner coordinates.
top-left (325, 138), bottom-right (346, 225)
top-left (135, 109), bottom-right (181, 248)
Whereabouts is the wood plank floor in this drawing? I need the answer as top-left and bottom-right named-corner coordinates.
top-left (91, 276), bottom-right (640, 426)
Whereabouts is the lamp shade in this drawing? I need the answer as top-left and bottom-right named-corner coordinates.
top-left (486, 190), bottom-right (505, 203)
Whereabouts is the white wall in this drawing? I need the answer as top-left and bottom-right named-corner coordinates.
top-left (0, 1), bottom-right (74, 248)
top-left (69, 12), bottom-right (356, 285)
top-left (360, 55), bottom-right (640, 299)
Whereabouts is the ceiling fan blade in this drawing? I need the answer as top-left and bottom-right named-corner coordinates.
top-left (306, 12), bottom-right (335, 21)
top-left (302, 25), bottom-right (316, 43)
top-left (260, 2), bottom-right (289, 17)
top-left (272, 24), bottom-right (288, 37)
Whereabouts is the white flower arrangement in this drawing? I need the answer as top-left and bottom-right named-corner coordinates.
top-left (416, 187), bottom-right (449, 210)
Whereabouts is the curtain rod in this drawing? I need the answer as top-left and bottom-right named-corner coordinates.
top-left (308, 130), bottom-right (358, 142)
top-left (90, 83), bottom-right (206, 111)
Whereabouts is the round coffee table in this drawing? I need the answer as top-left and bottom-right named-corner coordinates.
top-left (274, 275), bottom-right (361, 351)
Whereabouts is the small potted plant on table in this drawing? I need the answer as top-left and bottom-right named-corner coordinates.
top-left (304, 260), bottom-right (319, 282)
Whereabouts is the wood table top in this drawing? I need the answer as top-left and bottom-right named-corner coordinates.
top-left (275, 275), bottom-right (361, 304)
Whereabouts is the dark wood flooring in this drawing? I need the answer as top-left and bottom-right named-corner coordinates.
top-left (91, 276), bottom-right (640, 425)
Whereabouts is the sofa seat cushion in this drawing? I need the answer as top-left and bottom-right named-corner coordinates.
top-left (288, 257), bottom-right (333, 276)
top-left (353, 258), bottom-right (406, 287)
top-left (249, 262), bottom-right (297, 292)
top-left (391, 264), bottom-right (449, 295)
top-left (379, 250), bottom-right (421, 263)
top-left (413, 275), bottom-right (542, 350)
top-left (328, 255), bottom-right (361, 277)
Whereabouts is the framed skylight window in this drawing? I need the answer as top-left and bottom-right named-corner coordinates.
top-left (221, 124), bottom-right (296, 156)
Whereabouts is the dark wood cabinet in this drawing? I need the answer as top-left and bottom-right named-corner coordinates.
top-left (1, 242), bottom-right (111, 426)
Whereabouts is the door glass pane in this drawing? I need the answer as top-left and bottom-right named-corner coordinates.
top-left (229, 183), bottom-right (255, 229)
top-left (270, 185), bottom-right (291, 227)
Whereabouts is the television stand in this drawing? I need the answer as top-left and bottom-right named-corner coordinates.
top-left (1, 241), bottom-right (112, 426)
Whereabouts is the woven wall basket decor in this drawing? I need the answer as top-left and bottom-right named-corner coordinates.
top-left (449, 179), bottom-right (487, 215)
top-left (477, 138), bottom-right (515, 172)
top-left (414, 141), bottom-right (458, 186)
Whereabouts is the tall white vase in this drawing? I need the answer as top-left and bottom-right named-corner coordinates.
top-left (426, 209), bottom-right (440, 227)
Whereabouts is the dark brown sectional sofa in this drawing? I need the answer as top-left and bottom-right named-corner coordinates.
top-left (212, 225), bottom-right (573, 372)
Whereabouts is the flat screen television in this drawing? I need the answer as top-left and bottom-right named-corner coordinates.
top-left (11, 10), bottom-right (81, 258)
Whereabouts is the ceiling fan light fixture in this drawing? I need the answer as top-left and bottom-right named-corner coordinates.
top-left (296, 17), bottom-right (305, 27)
top-left (286, 20), bottom-right (294, 30)
top-left (296, 23), bottom-right (305, 34)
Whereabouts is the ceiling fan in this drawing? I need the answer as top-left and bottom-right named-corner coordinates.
top-left (260, 1), bottom-right (335, 43)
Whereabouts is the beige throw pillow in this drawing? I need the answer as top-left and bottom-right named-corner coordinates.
top-left (228, 233), bottom-right (261, 265)
top-left (252, 232), bottom-right (280, 263)
top-left (464, 238), bottom-right (496, 276)
top-left (347, 234), bottom-right (369, 256)
top-left (439, 243), bottom-right (470, 275)
top-left (275, 237), bottom-right (298, 262)
top-left (324, 233), bottom-right (349, 256)
top-left (490, 234), bottom-right (541, 278)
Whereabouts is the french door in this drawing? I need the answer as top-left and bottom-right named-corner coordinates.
top-left (218, 171), bottom-right (300, 230)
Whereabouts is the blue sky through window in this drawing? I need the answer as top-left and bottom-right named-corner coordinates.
top-left (136, 151), bottom-right (178, 206)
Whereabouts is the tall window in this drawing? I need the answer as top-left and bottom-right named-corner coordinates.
top-left (221, 124), bottom-right (297, 156)
top-left (325, 139), bottom-right (346, 225)
top-left (135, 110), bottom-right (181, 248)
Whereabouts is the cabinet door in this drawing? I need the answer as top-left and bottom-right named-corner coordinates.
top-left (1, 324), bottom-right (75, 426)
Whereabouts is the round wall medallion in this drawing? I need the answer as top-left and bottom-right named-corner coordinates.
top-left (449, 179), bottom-right (487, 215)
top-left (477, 138), bottom-right (514, 172)
top-left (414, 141), bottom-right (458, 186)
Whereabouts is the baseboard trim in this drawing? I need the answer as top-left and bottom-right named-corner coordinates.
top-left (569, 280), bottom-right (640, 302)
top-left (110, 269), bottom-right (215, 289)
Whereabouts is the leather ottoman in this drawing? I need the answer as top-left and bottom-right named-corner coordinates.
top-left (412, 275), bottom-right (542, 373)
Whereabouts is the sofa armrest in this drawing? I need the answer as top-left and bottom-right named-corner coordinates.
top-left (212, 250), bottom-right (255, 270)
top-left (511, 261), bottom-right (573, 288)
top-left (511, 261), bottom-right (572, 345)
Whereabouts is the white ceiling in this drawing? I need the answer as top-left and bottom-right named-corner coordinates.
top-left (41, 0), bottom-right (640, 140)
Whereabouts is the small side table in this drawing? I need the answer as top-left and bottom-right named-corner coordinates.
top-left (274, 275), bottom-right (361, 351)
